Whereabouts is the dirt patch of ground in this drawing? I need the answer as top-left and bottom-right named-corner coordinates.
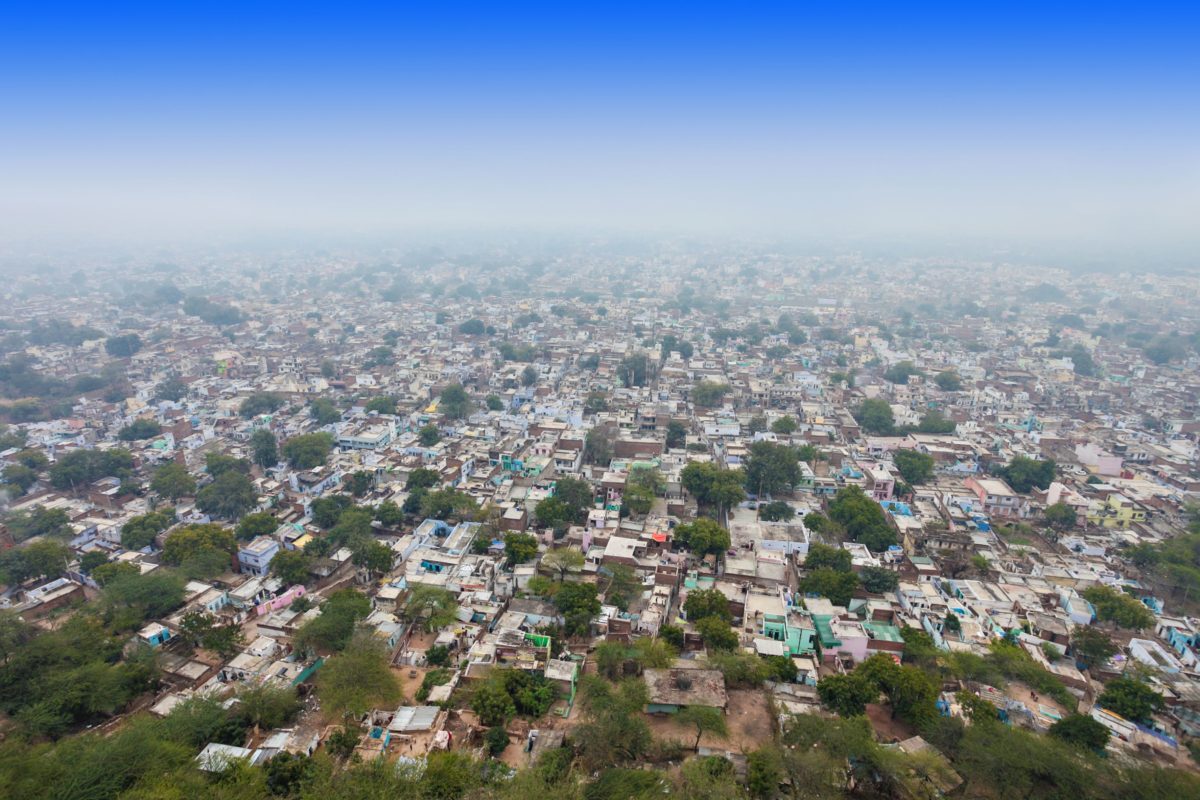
top-left (1005, 681), bottom-right (1075, 717)
top-left (644, 689), bottom-right (774, 753)
top-left (391, 664), bottom-right (436, 702)
top-left (864, 703), bottom-right (916, 743)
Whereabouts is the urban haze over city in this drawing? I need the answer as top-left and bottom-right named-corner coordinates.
top-left (1, 5), bottom-right (1199, 800)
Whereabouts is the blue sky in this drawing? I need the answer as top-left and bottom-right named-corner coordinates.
top-left (1, 3), bottom-right (1197, 245)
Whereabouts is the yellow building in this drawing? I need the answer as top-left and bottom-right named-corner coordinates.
top-left (1087, 494), bottom-right (1146, 528)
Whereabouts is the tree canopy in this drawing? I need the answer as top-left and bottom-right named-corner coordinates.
top-left (195, 469), bottom-right (257, 519)
top-left (681, 462), bottom-right (745, 513)
top-left (150, 462), bottom-right (196, 500)
top-left (674, 518), bottom-right (731, 557)
top-left (854, 399), bottom-right (895, 436)
top-left (439, 383), bottom-right (472, 419)
top-left (743, 441), bottom-right (801, 496)
top-left (317, 631), bottom-right (402, 717)
top-left (892, 449), bottom-right (934, 485)
top-left (828, 486), bottom-right (896, 551)
top-left (283, 432), bottom-right (335, 469)
top-left (997, 455), bottom-right (1056, 493)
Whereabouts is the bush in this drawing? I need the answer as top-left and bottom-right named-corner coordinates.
top-left (485, 725), bottom-right (509, 756)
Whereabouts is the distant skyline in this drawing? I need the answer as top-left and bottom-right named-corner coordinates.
top-left (1, 4), bottom-right (1198, 249)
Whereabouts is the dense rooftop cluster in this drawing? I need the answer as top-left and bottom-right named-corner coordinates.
top-left (1, 243), bottom-right (1200, 798)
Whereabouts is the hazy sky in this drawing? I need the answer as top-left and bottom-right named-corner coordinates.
top-left (1, 4), bottom-right (1198, 247)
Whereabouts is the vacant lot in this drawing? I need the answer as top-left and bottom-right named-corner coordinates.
top-left (645, 689), bottom-right (773, 751)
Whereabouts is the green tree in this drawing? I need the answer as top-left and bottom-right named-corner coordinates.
top-left (104, 333), bottom-right (143, 358)
top-left (155, 375), bottom-right (187, 402)
top-left (344, 470), bottom-right (374, 497)
top-left (758, 500), bottom-right (795, 522)
top-left (485, 394), bottom-right (504, 411)
top-left (619, 353), bottom-right (650, 387)
top-left (828, 485), bottom-right (896, 551)
top-left (406, 467), bottom-right (440, 490)
top-left (294, 589), bottom-right (371, 654)
top-left (1048, 713), bottom-right (1110, 753)
top-left (743, 441), bottom-right (801, 495)
top-left (471, 682), bottom-right (517, 726)
top-left (692, 380), bottom-right (730, 408)
top-left (621, 483), bottom-right (655, 516)
top-left (674, 518), bottom-right (731, 557)
top-left (666, 420), bottom-right (687, 449)
top-left (363, 345), bottom-right (395, 368)
top-left (250, 428), bottom-right (279, 467)
top-left (418, 424), bottom-right (441, 446)
top-left (101, 569), bottom-right (186, 622)
top-left (534, 496), bottom-right (570, 528)
top-left (49, 448), bottom-right (133, 492)
top-left (696, 616), bottom-right (739, 650)
top-left (1098, 677), bottom-right (1163, 723)
top-left (892, 449), bottom-right (934, 485)
top-left (205, 452), bottom-right (250, 477)
top-left (0, 540), bottom-right (70, 584)
top-left (541, 547), bottom-right (584, 581)
top-left (684, 587), bottom-right (730, 622)
top-left (458, 318), bottom-right (485, 335)
top-left (78, 550), bottom-right (109, 575)
top-left (1070, 625), bottom-right (1118, 669)
top-left (5, 506), bottom-right (73, 542)
top-left (817, 673), bottom-right (878, 717)
top-left (804, 511), bottom-right (828, 532)
top-left (504, 533), bottom-right (538, 567)
top-left (1, 464), bottom-right (38, 496)
top-left (420, 488), bottom-right (476, 520)
top-left (521, 364), bottom-right (539, 386)
top-left (770, 416), bottom-right (797, 435)
top-left (317, 631), bottom-right (402, 717)
top-left (551, 476), bottom-right (594, 520)
top-left (584, 426), bottom-right (615, 465)
top-left (401, 585), bottom-right (459, 633)
top-left (1082, 584), bottom-right (1155, 629)
top-left (801, 568), bottom-right (859, 605)
top-left (885, 665), bottom-right (939, 727)
top-left (804, 543), bottom-right (853, 572)
top-left (161, 523), bottom-right (236, 574)
top-left (121, 510), bottom-right (173, 550)
top-left (1044, 501), bottom-right (1077, 530)
top-left (485, 724), bottom-right (509, 756)
top-left (859, 565), bottom-right (899, 593)
top-left (439, 383), bottom-right (472, 419)
top-left (282, 432), bottom-right (335, 469)
top-left (676, 705), bottom-right (727, 749)
top-left (854, 398), bottom-right (895, 436)
top-left (997, 455), bottom-right (1056, 493)
top-left (270, 548), bottom-right (313, 585)
top-left (240, 392), bottom-right (284, 418)
top-left (573, 677), bottom-right (654, 769)
top-left (600, 563), bottom-right (641, 609)
top-left (363, 395), bottom-right (396, 415)
top-left (310, 494), bottom-right (353, 528)
top-left (117, 418), bottom-right (162, 441)
top-left (934, 371), bottom-right (962, 391)
top-left (91, 561), bottom-right (138, 587)
top-left (554, 581), bottom-right (601, 636)
top-left (236, 681), bottom-right (297, 734)
top-left (746, 747), bottom-right (785, 800)
top-left (236, 511), bottom-right (278, 541)
top-left (883, 361), bottom-right (922, 384)
top-left (374, 500), bottom-right (404, 527)
top-left (309, 397), bottom-right (342, 425)
top-left (196, 469), bottom-right (257, 519)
